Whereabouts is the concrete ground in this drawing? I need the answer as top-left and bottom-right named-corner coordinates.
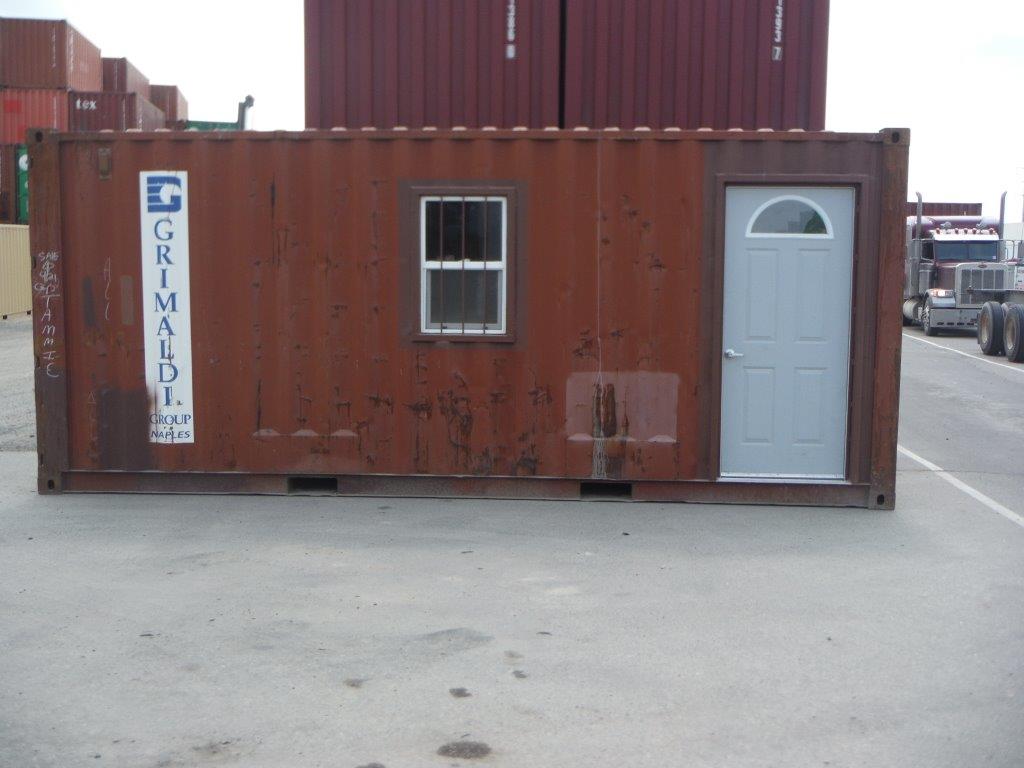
top-left (0, 319), bottom-right (1022, 768)
top-left (0, 314), bottom-right (34, 451)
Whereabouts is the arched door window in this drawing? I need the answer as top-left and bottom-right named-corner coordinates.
top-left (746, 195), bottom-right (834, 238)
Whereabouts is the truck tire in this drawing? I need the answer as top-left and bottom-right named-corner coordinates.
top-left (1004, 304), bottom-right (1024, 363)
top-left (902, 298), bottom-right (920, 327)
top-left (978, 301), bottom-right (1005, 356)
top-left (921, 299), bottom-right (939, 336)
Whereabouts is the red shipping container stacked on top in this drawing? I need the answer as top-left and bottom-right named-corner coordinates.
top-left (304, 0), bottom-right (560, 129)
top-left (0, 18), bottom-right (102, 90)
top-left (149, 85), bottom-right (187, 122)
top-left (304, 0), bottom-right (830, 131)
top-left (101, 57), bottom-right (150, 98)
top-left (0, 18), bottom-right (97, 149)
top-left (562, 0), bottom-right (829, 130)
top-left (69, 91), bottom-right (166, 132)
top-left (0, 88), bottom-right (68, 143)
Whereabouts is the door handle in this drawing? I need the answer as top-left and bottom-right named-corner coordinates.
top-left (723, 348), bottom-right (744, 359)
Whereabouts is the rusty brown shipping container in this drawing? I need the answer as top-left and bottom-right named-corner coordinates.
top-left (148, 84), bottom-right (188, 122)
top-left (102, 57), bottom-right (149, 98)
top-left (68, 91), bottom-right (165, 132)
top-left (903, 201), bottom-right (982, 218)
top-left (0, 88), bottom-right (68, 143)
top-left (0, 18), bottom-right (102, 91)
top-left (30, 127), bottom-right (908, 507)
top-left (305, 0), bottom-right (561, 129)
top-left (563, 0), bottom-right (829, 130)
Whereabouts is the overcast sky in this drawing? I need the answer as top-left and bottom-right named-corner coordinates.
top-left (2, 0), bottom-right (1021, 218)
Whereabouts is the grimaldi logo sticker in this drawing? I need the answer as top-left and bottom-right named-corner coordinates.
top-left (139, 172), bottom-right (194, 443)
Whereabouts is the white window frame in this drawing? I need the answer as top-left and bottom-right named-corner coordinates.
top-left (419, 195), bottom-right (508, 335)
top-left (745, 194), bottom-right (835, 239)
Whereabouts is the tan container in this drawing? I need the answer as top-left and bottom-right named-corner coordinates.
top-left (0, 223), bottom-right (30, 317)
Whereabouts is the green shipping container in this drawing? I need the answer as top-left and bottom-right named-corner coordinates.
top-left (16, 145), bottom-right (28, 224)
top-left (185, 120), bottom-right (239, 131)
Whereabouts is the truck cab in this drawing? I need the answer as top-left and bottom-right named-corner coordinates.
top-left (902, 215), bottom-right (1012, 335)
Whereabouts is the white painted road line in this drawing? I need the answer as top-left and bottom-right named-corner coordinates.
top-left (898, 444), bottom-right (1024, 530)
top-left (902, 332), bottom-right (1024, 375)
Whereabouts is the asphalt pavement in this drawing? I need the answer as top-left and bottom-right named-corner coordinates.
top-left (898, 326), bottom-right (1024, 515)
top-left (0, 314), bottom-right (34, 452)
top-left (0, 318), bottom-right (1021, 768)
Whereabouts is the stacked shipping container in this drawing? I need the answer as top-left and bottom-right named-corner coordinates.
top-left (149, 85), bottom-right (188, 122)
top-left (304, 0), bottom-right (830, 131)
top-left (0, 88), bottom-right (69, 143)
top-left (0, 16), bottom-right (198, 222)
top-left (305, 0), bottom-right (560, 129)
top-left (0, 18), bottom-right (97, 192)
top-left (101, 57), bottom-right (150, 98)
top-left (0, 18), bottom-right (102, 90)
top-left (68, 91), bottom-right (166, 131)
top-left (903, 202), bottom-right (983, 217)
top-left (563, 0), bottom-right (829, 130)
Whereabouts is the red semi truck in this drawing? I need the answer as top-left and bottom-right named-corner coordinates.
top-left (903, 193), bottom-right (1024, 361)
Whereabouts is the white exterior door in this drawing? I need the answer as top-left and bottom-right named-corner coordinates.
top-left (720, 186), bottom-right (855, 479)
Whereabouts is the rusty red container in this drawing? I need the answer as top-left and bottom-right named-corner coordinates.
top-left (29, 127), bottom-right (908, 508)
top-left (562, 0), bottom-right (829, 130)
top-left (305, 0), bottom-right (561, 129)
top-left (904, 202), bottom-right (982, 218)
top-left (0, 88), bottom-right (68, 143)
top-left (148, 85), bottom-right (187, 123)
top-left (102, 58), bottom-right (150, 99)
top-left (68, 91), bottom-right (165, 132)
top-left (0, 18), bottom-right (102, 91)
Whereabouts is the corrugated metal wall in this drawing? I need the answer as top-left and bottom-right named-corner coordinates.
top-left (305, 0), bottom-right (830, 131)
top-left (68, 92), bottom-right (165, 132)
top-left (0, 88), bottom-right (69, 143)
top-left (30, 130), bottom-right (908, 508)
top-left (0, 223), bottom-right (30, 317)
top-left (149, 85), bottom-right (187, 122)
top-left (0, 18), bottom-right (102, 91)
top-left (102, 58), bottom-right (150, 98)
top-left (562, 0), bottom-right (829, 129)
top-left (305, 0), bottom-right (561, 128)
top-left (903, 202), bottom-right (983, 218)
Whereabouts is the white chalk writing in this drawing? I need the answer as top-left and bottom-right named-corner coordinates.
top-left (32, 251), bottom-right (62, 378)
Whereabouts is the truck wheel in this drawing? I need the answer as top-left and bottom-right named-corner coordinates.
top-left (978, 301), bottom-right (1005, 356)
top-left (921, 300), bottom-right (938, 336)
top-left (1004, 304), bottom-right (1024, 363)
top-left (902, 298), bottom-right (920, 327)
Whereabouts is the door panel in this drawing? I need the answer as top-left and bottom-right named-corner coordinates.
top-left (720, 187), bottom-right (855, 479)
top-left (746, 249), bottom-right (778, 339)
top-left (742, 368), bottom-right (775, 444)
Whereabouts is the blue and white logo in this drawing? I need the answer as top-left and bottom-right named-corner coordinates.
top-left (146, 175), bottom-right (183, 213)
top-left (139, 171), bottom-right (193, 444)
